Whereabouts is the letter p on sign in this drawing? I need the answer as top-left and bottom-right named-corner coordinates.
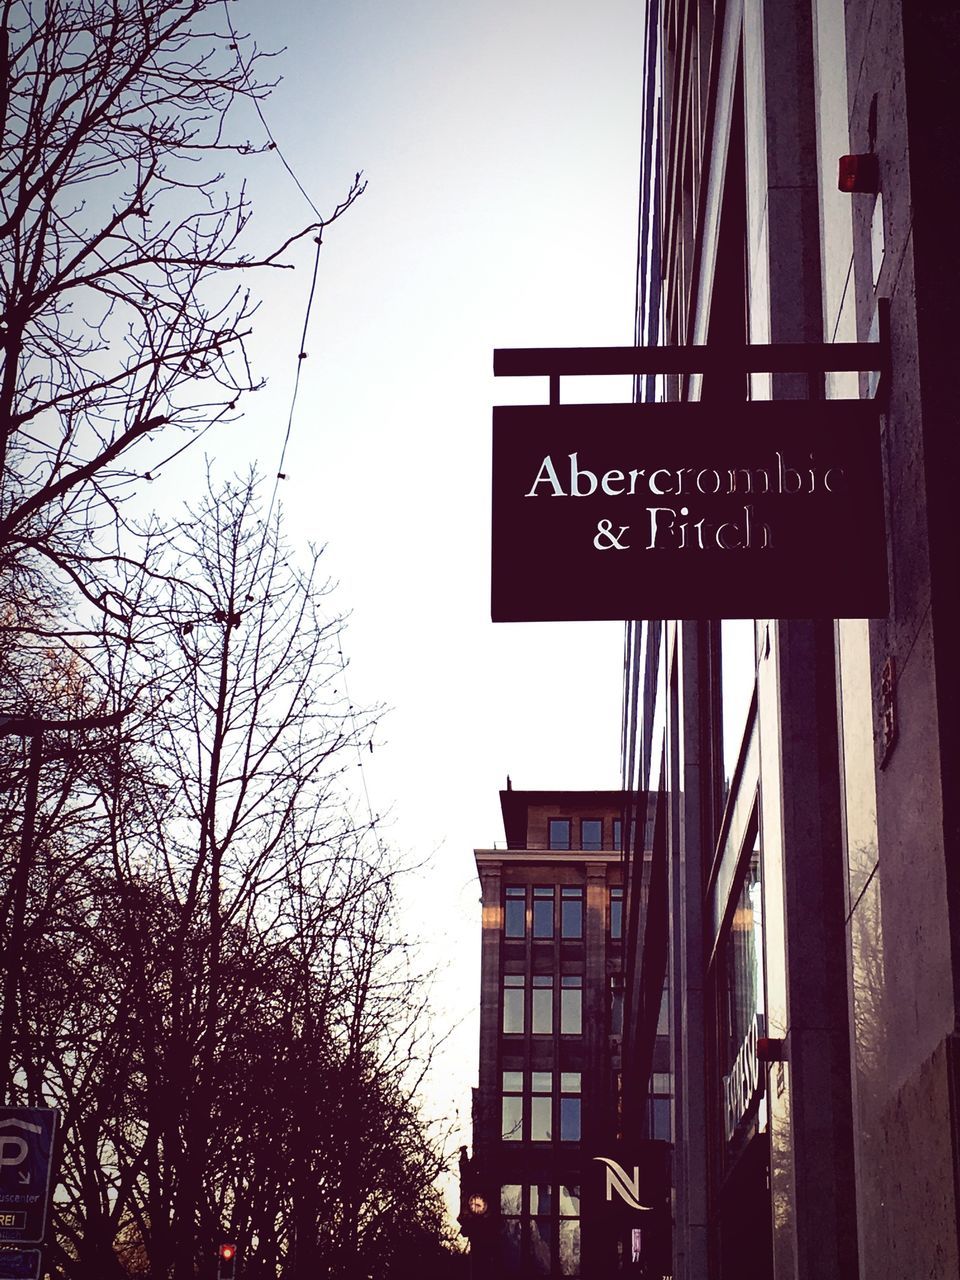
top-left (0, 1136), bottom-right (28, 1168)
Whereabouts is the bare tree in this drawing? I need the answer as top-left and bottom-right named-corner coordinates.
top-left (0, 5), bottom-right (460, 1275)
top-left (2, 478), bottom-right (457, 1280)
top-left (0, 0), bottom-right (362, 627)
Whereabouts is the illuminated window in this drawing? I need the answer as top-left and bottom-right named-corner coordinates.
top-left (560, 975), bottom-right (582, 1035)
top-left (503, 974), bottom-right (524, 1034)
top-left (505, 886), bottom-right (526, 938)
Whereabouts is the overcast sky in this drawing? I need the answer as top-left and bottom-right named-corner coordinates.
top-left (164, 0), bottom-right (647, 1194)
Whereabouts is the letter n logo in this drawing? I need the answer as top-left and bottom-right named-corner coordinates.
top-left (593, 1157), bottom-right (653, 1211)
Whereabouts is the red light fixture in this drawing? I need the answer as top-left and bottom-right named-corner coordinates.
top-left (838, 154), bottom-right (879, 193)
top-left (756, 1036), bottom-right (786, 1063)
top-left (218, 1243), bottom-right (237, 1279)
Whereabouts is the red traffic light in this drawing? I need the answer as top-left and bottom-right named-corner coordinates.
top-left (219, 1245), bottom-right (236, 1261)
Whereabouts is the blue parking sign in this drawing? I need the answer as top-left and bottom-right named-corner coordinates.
top-left (0, 1110), bottom-right (58, 1244)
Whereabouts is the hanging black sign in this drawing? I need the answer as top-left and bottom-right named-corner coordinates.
top-left (491, 399), bottom-right (888, 621)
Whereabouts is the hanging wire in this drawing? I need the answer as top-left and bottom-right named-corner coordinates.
top-left (218, 1), bottom-right (383, 855)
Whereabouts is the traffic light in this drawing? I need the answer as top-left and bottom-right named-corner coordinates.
top-left (217, 1243), bottom-right (237, 1280)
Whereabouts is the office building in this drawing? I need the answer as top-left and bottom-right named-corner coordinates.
top-left (624, 2), bottom-right (960, 1279)
top-left (458, 788), bottom-right (670, 1278)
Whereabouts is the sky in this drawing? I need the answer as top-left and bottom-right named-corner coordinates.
top-left (160, 0), bottom-right (647, 1202)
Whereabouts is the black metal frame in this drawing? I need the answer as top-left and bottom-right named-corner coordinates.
top-left (493, 299), bottom-right (890, 406)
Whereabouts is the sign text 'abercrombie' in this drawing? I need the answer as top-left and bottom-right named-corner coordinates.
top-left (491, 401), bottom-right (888, 621)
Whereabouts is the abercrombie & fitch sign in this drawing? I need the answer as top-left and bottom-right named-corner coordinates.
top-left (491, 399), bottom-right (888, 621)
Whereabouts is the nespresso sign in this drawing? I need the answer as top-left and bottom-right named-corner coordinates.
top-left (491, 399), bottom-right (888, 621)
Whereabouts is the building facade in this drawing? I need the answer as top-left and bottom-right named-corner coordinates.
top-left (459, 789), bottom-right (670, 1279)
top-left (624, 2), bottom-right (960, 1279)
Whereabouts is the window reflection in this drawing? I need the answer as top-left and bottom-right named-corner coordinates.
top-left (531, 1072), bottom-right (552, 1141)
top-left (720, 619), bottom-right (756, 798)
top-left (530, 1218), bottom-right (551, 1274)
top-left (498, 1183), bottom-right (580, 1278)
top-left (504, 886), bottom-right (526, 938)
top-left (503, 974), bottom-right (524, 1034)
top-left (500, 1184), bottom-right (522, 1215)
top-left (720, 829), bottom-right (766, 1149)
top-left (533, 886), bottom-right (554, 938)
top-left (561, 975), bottom-right (582, 1034)
top-left (532, 975), bottom-right (553, 1034)
top-left (561, 887), bottom-right (583, 939)
top-left (559, 1220), bottom-right (581, 1276)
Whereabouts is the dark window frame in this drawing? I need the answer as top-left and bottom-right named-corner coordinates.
top-left (561, 974), bottom-right (583, 1035)
top-left (580, 818), bottom-right (602, 850)
top-left (610, 886), bottom-right (624, 940)
top-left (559, 1071), bottom-right (582, 1143)
top-left (532, 974), bottom-right (554, 1035)
top-left (501, 1069), bottom-right (524, 1142)
top-left (560, 886), bottom-right (583, 939)
top-left (504, 885), bottom-right (526, 938)
top-left (548, 818), bottom-right (571, 850)
top-left (502, 973), bottom-right (525, 1035)
top-left (533, 885), bottom-right (555, 938)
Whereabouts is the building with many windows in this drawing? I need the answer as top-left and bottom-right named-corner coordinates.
top-left (459, 788), bottom-right (670, 1278)
top-left (621, 2), bottom-right (960, 1279)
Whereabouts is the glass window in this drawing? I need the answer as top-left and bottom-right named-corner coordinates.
top-left (530, 1186), bottom-right (552, 1274)
top-left (502, 1071), bottom-right (523, 1141)
top-left (610, 887), bottom-right (624, 939)
top-left (651, 1096), bottom-right (671, 1141)
top-left (720, 619), bottom-right (756, 798)
top-left (560, 887), bottom-right (583, 939)
top-left (559, 1185), bottom-right (580, 1217)
top-left (560, 1072), bottom-right (581, 1142)
top-left (501, 1184), bottom-right (522, 1214)
top-left (505, 886), bottom-right (526, 938)
top-left (580, 818), bottom-right (602, 850)
top-left (533, 886), bottom-right (554, 938)
top-left (613, 818), bottom-right (622, 850)
top-left (609, 974), bottom-right (623, 1036)
top-left (532, 975), bottom-right (553, 1034)
top-left (503, 974), bottom-right (524, 1034)
top-left (548, 819), bottom-right (571, 850)
top-left (720, 830), bottom-right (765, 1144)
top-left (531, 1072), bottom-right (552, 1141)
top-left (559, 1220), bottom-right (581, 1276)
top-left (530, 1184), bottom-right (552, 1215)
top-left (561, 975), bottom-right (582, 1035)
top-left (502, 1209), bottom-right (522, 1271)
top-left (657, 983), bottom-right (669, 1036)
top-left (530, 1216), bottom-right (551, 1275)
